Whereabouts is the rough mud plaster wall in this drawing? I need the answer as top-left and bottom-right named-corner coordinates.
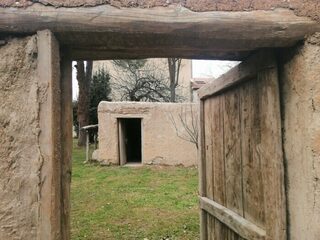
top-left (98, 102), bottom-right (197, 166)
top-left (0, 0), bottom-right (319, 21)
top-left (0, 36), bottom-right (40, 239)
top-left (98, 109), bottom-right (119, 164)
top-left (280, 33), bottom-right (320, 240)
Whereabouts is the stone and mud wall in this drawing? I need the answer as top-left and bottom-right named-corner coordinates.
top-left (279, 33), bottom-right (320, 240)
top-left (0, 35), bottom-right (40, 239)
top-left (98, 102), bottom-right (198, 166)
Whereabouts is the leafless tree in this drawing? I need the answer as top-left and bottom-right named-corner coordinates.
top-left (169, 104), bottom-right (199, 149)
top-left (112, 59), bottom-right (172, 102)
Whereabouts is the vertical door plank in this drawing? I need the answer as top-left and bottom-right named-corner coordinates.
top-left (223, 90), bottom-right (243, 216)
top-left (227, 228), bottom-right (242, 240)
top-left (240, 80), bottom-right (266, 228)
top-left (204, 99), bottom-right (214, 239)
top-left (212, 95), bottom-right (227, 240)
top-left (258, 67), bottom-right (286, 240)
top-left (199, 100), bottom-right (208, 240)
top-left (118, 120), bottom-right (127, 165)
top-left (204, 99), bottom-right (214, 202)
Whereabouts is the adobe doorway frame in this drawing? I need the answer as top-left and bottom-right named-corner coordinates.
top-left (118, 118), bottom-right (143, 165)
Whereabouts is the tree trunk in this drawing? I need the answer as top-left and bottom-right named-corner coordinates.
top-left (170, 83), bottom-right (176, 102)
top-left (168, 58), bottom-right (182, 102)
top-left (168, 58), bottom-right (176, 102)
top-left (77, 61), bottom-right (93, 147)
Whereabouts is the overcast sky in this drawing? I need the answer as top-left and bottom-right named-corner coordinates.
top-left (72, 60), bottom-right (239, 100)
top-left (192, 60), bottom-right (239, 79)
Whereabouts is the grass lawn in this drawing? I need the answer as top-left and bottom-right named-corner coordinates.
top-left (71, 142), bottom-right (200, 240)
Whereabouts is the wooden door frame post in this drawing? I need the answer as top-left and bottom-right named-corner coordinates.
top-left (37, 30), bottom-right (63, 240)
top-left (60, 56), bottom-right (73, 240)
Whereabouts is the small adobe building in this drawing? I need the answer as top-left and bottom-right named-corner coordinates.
top-left (96, 102), bottom-right (198, 166)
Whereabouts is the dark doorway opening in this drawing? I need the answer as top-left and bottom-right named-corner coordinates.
top-left (118, 118), bottom-right (142, 164)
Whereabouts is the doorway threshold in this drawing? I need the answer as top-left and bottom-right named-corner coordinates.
top-left (124, 163), bottom-right (143, 167)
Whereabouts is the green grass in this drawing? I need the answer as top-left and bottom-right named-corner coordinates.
top-left (71, 142), bottom-right (200, 240)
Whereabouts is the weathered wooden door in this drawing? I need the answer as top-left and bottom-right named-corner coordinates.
top-left (198, 51), bottom-right (286, 240)
top-left (118, 119), bottom-right (127, 165)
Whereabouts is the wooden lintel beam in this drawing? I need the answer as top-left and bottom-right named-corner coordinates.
top-left (0, 4), bottom-right (319, 57)
top-left (0, 4), bottom-right (318, 38)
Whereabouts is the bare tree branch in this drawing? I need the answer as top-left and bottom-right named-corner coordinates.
top-left (111, 59), bottom-right (173, 102)
top-left (169, 104), bottom-right (199, 149)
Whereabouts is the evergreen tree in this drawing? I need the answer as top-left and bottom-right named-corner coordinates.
top-left (89, 67), bottom-right (112, 124)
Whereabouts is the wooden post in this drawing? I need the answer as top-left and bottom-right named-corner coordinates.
top-left (60, 57), bottom-right (73, 240)
top-left (81, 125), bottom-right (98, 163)
top-left (85, 130), bottom-right (89, 163)
top-left (94, 133), bottom-right (98, 150)
top-left (37, 30), bottom-right (62, 240)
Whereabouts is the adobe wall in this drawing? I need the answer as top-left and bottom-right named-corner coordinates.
top-left (0, 35), bottom-right (40, 239)
top-left (98, 102), bottom-right (198, 166)
top-left (1, 0), bottom-right (319, 21)
top-left (279, 33), bottom-right (320, 239)
top-left (0, 31), bottom-right (63, 240)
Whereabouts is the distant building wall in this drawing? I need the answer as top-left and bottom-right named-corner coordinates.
top-left (97, 102), bottom-right (198, 166)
